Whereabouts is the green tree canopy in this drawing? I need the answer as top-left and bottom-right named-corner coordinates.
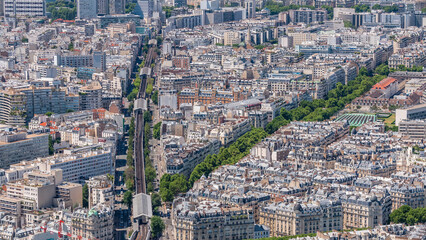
top-left (150, 216), bottom-right (165, 239)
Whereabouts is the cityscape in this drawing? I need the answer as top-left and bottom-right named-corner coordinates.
top-left (0, 0), bottom-right (425, 239)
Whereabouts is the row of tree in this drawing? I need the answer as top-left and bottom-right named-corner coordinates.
top-left (158, 128), bottom-right (268, 202)
top-left (265, 66), bottom-right (387, 134)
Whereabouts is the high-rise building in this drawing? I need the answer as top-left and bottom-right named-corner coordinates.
top-left (245, 0), bottom-right (255, 18)
top-left (97, 0), bottom-right (109, 15)
top-left (3, 0), bottom-right (46, 17)
top-left (77, 0), bottom-right (97, 19)
top-left (109, 0), bottom-right (125, 14)
top-left (135, 0), bottom-right (153, 19)
top-left (79, 81), bottom-right (103, 111)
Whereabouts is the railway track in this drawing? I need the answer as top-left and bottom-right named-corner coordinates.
top-left (133, 46), bottom-right (156, 240)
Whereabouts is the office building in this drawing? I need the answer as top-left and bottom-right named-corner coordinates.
top-left (395, 103), bottom-right (426, 126)
top-left (288, 9), bottom-right (327, 24)
top-left (97, 0), bottom-right (109, 15)
top-left (0, 131), bottom-right (48, 168)
top-left (110, 0), bottom-right (125, 14)
top-left (245, 0), bottom-right (255, 18)
top-left (398, 119), bottom-right (426, 139)
top-left (77, 0), bottom-right (97, 19)
top-left (37, 146), bottom-right (114, 183)
top-left (3, 0), bottom-right (45, 17)
top-left (135, 0), bottom-right (153, 19)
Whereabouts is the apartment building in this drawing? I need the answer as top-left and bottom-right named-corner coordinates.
top-left (165, 138), bottom-right (220, 176)
top-left (288, 9), bottom-right (327, 24)
top-left (3, 0), bottom-right (45, 17)
top-left (259, 201), bottom-right (342, 237)
top-left (87, 175), bottom-right (114, 208)
top-left (399, 119), bottom-right (426, 139)
top-left (71, 204), bottom-right (114, 240)
top-left (338, 193), bottom-right (391, 229)
top-left (0, 131), bottom-right (48, 168)
top-left (173, 200), bottom-right (255, 240)
top-left (178, 88), bottom-right (249, 106)
top-left (390, 184), bottom-right (425, 210)
top-left (56, 182), bottom-right (83, 208)
top-left (37, 146), bottom-right (114, 183)
top-left (224, 31), bottom-right (241, 46)
top-left (5, 179), bottom-right (56, 210)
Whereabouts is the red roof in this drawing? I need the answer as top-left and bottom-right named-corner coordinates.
top-left (373, 77), bottom-right (397, 90)
top-left (40, 122), bottom-right (47, 127)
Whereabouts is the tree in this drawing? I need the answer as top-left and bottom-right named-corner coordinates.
top-left (126, 179), bottom-right (134, 191)
top-left (68, 42), bottom-right (74, 51)
top-left (82, 184), bottom-right (88, 208)
top-left (152, 90), bottom-right (159, 105)
top-left (150, 216), bottom-right (165, 239)
top-left (152, 193), bottom-right (161, 214)
top-left (344, 20), bottom-right (356, 29)
top-left (153, 122), bottom-right (162, 139)
top-left (125, 2), bottom-right (136, 13)
top-left (48, 135), bottom-right (55, 155)
top-left (423, 7), bottom-right (426, 13)
top-left (353, 4), bottom-right (370, 13)
top-left (21, 37), bottom-right (28, 43)
top-left (160, 188), bottom-right (174, 202)
top-left (321, 5), bottom-right (333, 19)
top-left (45, 112), bottom-right (53, 117)
top-left (123, 190), bottom-right (133, 208)
top-left (143, 111), bottom-right (152, 122)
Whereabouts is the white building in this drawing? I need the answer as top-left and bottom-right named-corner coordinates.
top-left (37, 146), bottom-right (114, 183)
top-left (396, 103), bottom-right (426, 126)
top-left (3, 0), bottom-right (45, 17)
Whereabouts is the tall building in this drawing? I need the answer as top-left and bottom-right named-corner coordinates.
top-left (79, 82), bottom-right (102, 111)
top-left (19, 86), bottom-right (79, 119)
top-left (245, 0), bottom-right (255, 18)
top-left (71, 204), bottom-right (114, 240)
top-left (109, 0), bottom-right (125, 14)
top-left (135, 0), bottom-right (153, 19)
top-left (97, 0), bottom-right (109, 15)
top-left (0, 131), bottom-right (49, 168)
top-left (3, 0), bottom-right (45, 17)
top-left (77, 0), bottom-right (97, 19)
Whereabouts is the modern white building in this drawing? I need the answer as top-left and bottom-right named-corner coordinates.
top-left (37, 146), bottom-right (114, 183)
top-left (395, 103), bottom-right (426, 126)
top-left (3, 0), bottom-right (45, 17)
